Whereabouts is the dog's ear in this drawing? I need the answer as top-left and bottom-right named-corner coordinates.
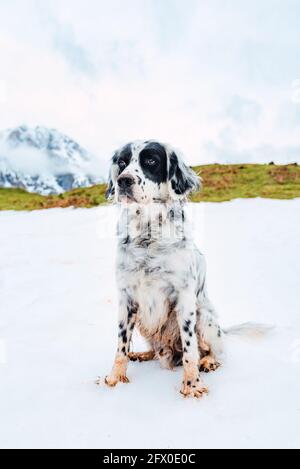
top-left (105, 153), bottom-right (119, 200)
top-left (105, 177), bottom-right (115, 200)
top-left (168, 151), bottom-right (200, 200)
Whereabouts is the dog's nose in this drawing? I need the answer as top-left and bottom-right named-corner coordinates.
top-left (118, 175), bottom-right (134, 190)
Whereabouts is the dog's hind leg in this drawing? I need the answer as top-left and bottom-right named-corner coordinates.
top-left (128, 351), bottom-right (156, 362)
top-left (199, 339), bottom-right (221, 373)
top-left (198, 304), bottom-right (223, 373)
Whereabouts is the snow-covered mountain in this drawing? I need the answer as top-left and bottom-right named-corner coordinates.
top-left (0, 126), bottom-right (102, 195)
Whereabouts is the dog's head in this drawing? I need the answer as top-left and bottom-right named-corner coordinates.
top-left (106, 141), bottom-right (200, 204)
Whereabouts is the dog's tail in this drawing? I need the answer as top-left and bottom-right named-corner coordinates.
top-left (223, 322), bottom-right (274, 340)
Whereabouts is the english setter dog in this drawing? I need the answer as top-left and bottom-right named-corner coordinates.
top-left (104, 140), bottom-right (267, 398)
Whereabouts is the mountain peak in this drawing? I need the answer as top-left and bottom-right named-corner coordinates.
top-left (0, 126), bottom-right (102, 195)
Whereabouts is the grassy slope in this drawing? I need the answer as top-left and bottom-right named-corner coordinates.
top-left (191, 163), bottom-right (300, 202)
top-left (0, 185), bottom-right (107, 211)
top-left (0, 164), bottom-right (299, 211)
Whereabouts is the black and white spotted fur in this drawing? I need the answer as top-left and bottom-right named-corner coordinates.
top-left (104, 140), bottom-right (269, 398)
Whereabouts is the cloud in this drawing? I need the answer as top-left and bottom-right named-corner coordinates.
top-left (0, 0), bottom-right (299, 174)
top-left (0, 80), bottom-right (7, 104)
top-left (52, 24), bottom-right (97, 76)
top-left (204, 140), bottom-right (300, 165)
top-left (225, 96), bottom-right (262, 125)
top-left (0, 136), bottom-right (100, 178)
top-left (279, 102), bottom-right (300, 129)
top-left (0, 142), bottom-right (53, 176)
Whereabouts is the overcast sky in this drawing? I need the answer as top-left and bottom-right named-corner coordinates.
top-left (0, 0), bottom-right (300, 171)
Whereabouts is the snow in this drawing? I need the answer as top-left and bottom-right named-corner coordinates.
top-left (0, 199), bottom-right (300, 449)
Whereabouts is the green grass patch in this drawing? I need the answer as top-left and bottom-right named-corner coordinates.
top-left (0, 164), bottom-right (299, 211)
top-left (0, 185), bottom-right (107, 211)
top-left (191, 163), bottom-right (300, 203)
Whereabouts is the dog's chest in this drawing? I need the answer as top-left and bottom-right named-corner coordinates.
top-left (136, 274), bottom-right (169, 333)
top-left (118, 247), bottom-right (172, 331)
top-left (116, 203), bottom-right (192, 332)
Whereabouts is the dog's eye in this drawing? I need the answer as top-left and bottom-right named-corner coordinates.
top-left (118, 160), bottom-right (127, 171)
top-left (145, 158), bottom-right (157, 167)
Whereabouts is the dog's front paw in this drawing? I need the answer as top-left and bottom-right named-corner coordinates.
top-left (180, 378), bottom-right (209, 399)
top-left (105, 354), bottom-right (130, 387)
top-left (200, 355), bottom-right (221, 373)
top-left (105, 374), bottom-right (130, 387)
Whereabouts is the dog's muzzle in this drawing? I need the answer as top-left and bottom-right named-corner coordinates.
top-left (117, 175), bottom-right (135, 198)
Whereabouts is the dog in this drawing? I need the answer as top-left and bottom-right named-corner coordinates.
top-left (104, 140), bottom-right (269, 398)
